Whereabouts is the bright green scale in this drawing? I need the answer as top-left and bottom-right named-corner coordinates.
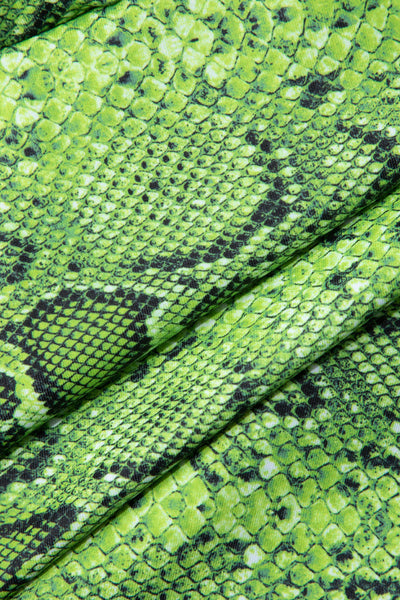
top-left (0, 0), bottom-right (400, 598)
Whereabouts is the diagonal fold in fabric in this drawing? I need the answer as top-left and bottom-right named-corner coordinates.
top-left (13, 303), bottom-right (400, 599)
top-left (1, 186), bottom-right (400, 596)
top-left (2, 0), bottom-right (400, 599)
top-left (1, 0), bottom-right (400, 453)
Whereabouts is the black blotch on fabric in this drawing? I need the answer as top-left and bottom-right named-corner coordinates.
top-left (250, 196), bottom-right (291, 226)
top-left (276, 506), bottom-right (288, 520)
top-left (360, 442), bottom-right (377, 463)
top-left (260, 139), bottom-right (271, 153)
top-left (299, 75), bottom-right (336, 109)
top-left (193, 529), bottom-right (213, 545)
top-left (233, 362), bottom-right (253, 375)
top-left (296, 376), bottom-right (325, 408)
top-left (275, 401), bottom-right (292, 416)
top-left (344, 583), bottom-right (359, 600)
top-left (203, 469), bottom-right (224, 486)
top-left (0, 503), bottom-right (78, 591)
top-left (336, 550), bottom-right (353, 563)
top-left (327, 273), bottom-right (343, 289)
top-left (245, 131), bottom-right (259, 145)
top-left (344, 476), bottom-right (360, 491)
top-left (334, 16), bottom-right (349, 28)
top-left (5, 287), bottom-right (161, 416)
top-left (238, 467), bottom-right (258, 481)
top-left (107, 34), bottom-right (123, 46)
top-left (23, 146), bottom-right (39, 157)
top-left (67, 262), bottom-right (80, 272)
top-left (1, 234), bottom-right (39, 285)
top-left (0, 373), bottom-right (19, 421)
top-left (227, 538), bottom-right (249, 553)
top-left (353, 575), bottom-right (400, 595)
top-left (363, 131), bottom-right (381, 145)
top-left (277, 7), bottom-right (291, 22)
top-left (294, 404), bottom-right (311, 418)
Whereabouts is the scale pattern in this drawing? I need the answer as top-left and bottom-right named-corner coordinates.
top-left (1, 0), bottom-right (400, 452)
top-left (1, 0), bottom-right (400, 598)
top-left (1, 187), bottom-right (400, 596)
top-left (15, 305), bottom-right (400, 600)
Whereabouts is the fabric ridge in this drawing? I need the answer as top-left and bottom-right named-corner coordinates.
top-left (0, 0), bottom-right (400, 599)
top-left (16, 304), bottom-right (400, 598)
top-left (1, 0), bottom-right (400, 451)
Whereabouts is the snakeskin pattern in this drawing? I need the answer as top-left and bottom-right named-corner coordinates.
top-left (1, 0), bottom-right (400, 451)
top-left (0, 0), bottom-right (400, 598)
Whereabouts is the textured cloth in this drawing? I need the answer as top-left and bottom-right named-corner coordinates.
top-left (1, 0), bottom-right (400, 598)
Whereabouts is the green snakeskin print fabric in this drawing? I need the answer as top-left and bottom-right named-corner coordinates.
top-left (16, 305), bottom-right (400, 599)
top-left (1, 0), bottom-right (400, 452)
top-left (1, 0), bottom-right (400, 598)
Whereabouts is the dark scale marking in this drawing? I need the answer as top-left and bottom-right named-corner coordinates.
top-left (275, 401), bottom-right (292, 416)
top-left (267, 159), bottom-right (280, 172)
top-left (294, 403), bottom-right (311, 418)
top-left (0, 149), bottom-right (17, 166)
top-left (360, 442), bottom-right (378, 463)
top-left (327, 273), bottom-right (343, 289)
top-left (4, 125), bottom-right (27, 148)
top-left (344, 584), bottom-right (359, 600)
top-left (277, 506), bottom-right (288, 520)
top-left (349, 126), bottom-right (363, 138)
top-left (277, 7), bottom-right (291, 22)
top-left (355, 575), bottom-right (400, 595)
top-left (238, 467), bottom-right (258, 481)
top-left (233, 362), bottom-right (253, 375)
top-left (67, 262), bottom-right (80, 272)
top-left (250, 197), bottom-right (292, 226)
top-left (1, 286), bottom-right (161, 441)
top-left (260, 139), bottom-right (271, 153)
top-left (227, 539), bottom-right (249, 553)
top-left (379, 137), bottom-right (396, 151)
top-left (0, 503), bottom-right (78, 592)
top-left (299, 75), bottom-right (338, 109)
top-left (344, 476), bottom-right (360, 491)
top-left (336, 550), bottom-right (353, 563)
top-left (0, 372), bottom-right (20, 423)
top-left (363, 131), bottom-right (380, 145)
top-left (245, 131), bottom-right (259, 145)
top-left (23, 146), bottom-right (38, 157)
top-left (203, 469), bottom-right (223, 486)
top-left (308, 77), bottom-right (333, 96)
top-left (0, 234), bottom-right (39, 286)
top-left (334, 17), bottom-right (349, 28)
top-left (118, 71), bottom-right (139, 86)
top-left (297, 376), bottom-right (325, 408)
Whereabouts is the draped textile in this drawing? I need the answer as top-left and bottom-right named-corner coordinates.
top-left (1, 1), bottom-right (400, 598)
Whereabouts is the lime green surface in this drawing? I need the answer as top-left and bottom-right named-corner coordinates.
top-left (0, 0), bottom-right (400, 598)
top-left (1, 0), bottom-right (400, 452)
top-left (17, 303), bottom-right (400, 599)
